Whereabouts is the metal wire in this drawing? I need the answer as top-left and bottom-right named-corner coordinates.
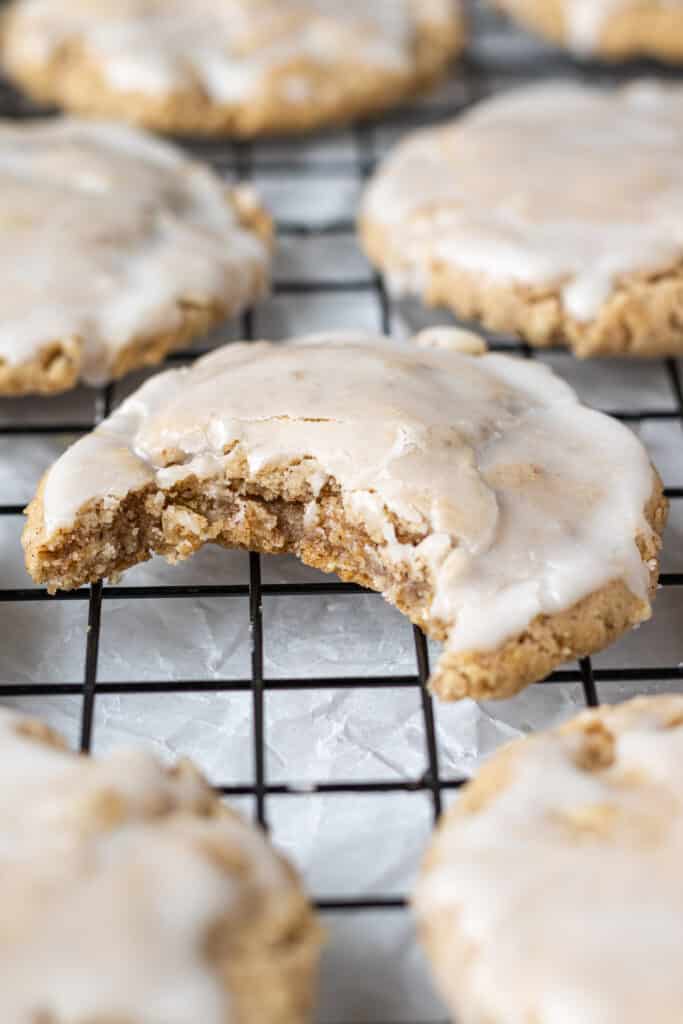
top-left (0, 1), bottom-right (682, 960)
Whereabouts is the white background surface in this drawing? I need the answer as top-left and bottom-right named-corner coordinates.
top-left (1, 3), bottom-right (683, 1021)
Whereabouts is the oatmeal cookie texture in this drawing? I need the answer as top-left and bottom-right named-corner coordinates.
top-left (0, 707), bottom-right (320, 1024)
top-left (23, 329), bottom-right (666, 701)
top-left (361, 80), bottom-right (683, 357)
top-left (415, 695), bottom-right (683, 1024)
top-left (494, 0), bottom-right (683, 62)
top-left (0, 0), bottom-right (465, 136)
top-left (0, 117), bottom-right (271, 396)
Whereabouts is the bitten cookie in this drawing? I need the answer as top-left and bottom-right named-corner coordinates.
top-left (494, 0), bottom-right (683, 62)
top-left (415, 695), bottom-right (683, 1024)
top-left (0, 0), bottom-right (465, 136)
top-left (0, 117), bottom-right (271, 396)
top-left (23, 328), bottom-right (667, 701)
top-left (361, 80), bottom-right (683, 357)
top-left (0, 707), bottom-right (320, 1023)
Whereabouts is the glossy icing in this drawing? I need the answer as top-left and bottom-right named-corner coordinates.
top-left (0, 117), bottom-right (268, 383)
top-left (362, 80), bottom-right (683, 322)
top-left (0, 708), bottom-right (291, 1023)
top-left (39, 330), bottom-right (657, 655)
top-left (415, 697), bottom-right (683, 1024)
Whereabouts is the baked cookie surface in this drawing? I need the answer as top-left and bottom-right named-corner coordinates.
top-left (23, 329), bottom-right (666, 701)
top-left (1, 0), bottom-right (465, 136)
top-left (361, 80), bottom-right (683, 357)
top-left (415, 695), bottom-right (683, 1024)
top-left (0, 117), bottom-right (270, 396)
top-left (494, 0), bottom-right (683, 62)
top-left (0, 707), bottom-right (320, 1024)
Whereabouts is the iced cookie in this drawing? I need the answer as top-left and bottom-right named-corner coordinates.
top-left (0, 706), bottom-right (320, 1023)
top-left (494, 0), bottom-right (683, 62)
top-left (0, 0), bottom-right (465, 136)
top-left (361, 80), bottom-right (683, 358)
top-left (0, 117), bottom-right (270, 396)
top-left (23, 329), bottom-right (667, 701)
top-left (415, 695), bottom-right (683, 1024)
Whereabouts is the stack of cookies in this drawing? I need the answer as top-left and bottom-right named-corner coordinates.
top-left (0, 1), bottom-right (682, 1021)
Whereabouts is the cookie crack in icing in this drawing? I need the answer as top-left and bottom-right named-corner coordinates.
top-left (23, 330), bottom-right (666, 701)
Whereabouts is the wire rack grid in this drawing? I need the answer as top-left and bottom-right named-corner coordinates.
top-left (0, 2), bottom-right (683, 1021)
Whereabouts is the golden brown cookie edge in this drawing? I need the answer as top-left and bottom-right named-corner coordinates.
top-left (1, 10), bottom-right (466, 136)
top-left (413, 694), bottom-right (683, 1021)
top-left (493, 0), bottom-right (683, 62)
top-left (360, 217), bottom-right (683, 358)
top-left (0, 187), bottom-right (271, 397)
top-left (1, 706), bottom-right (323, 1024)
top-left (22, 445), bottom-right (667, 702)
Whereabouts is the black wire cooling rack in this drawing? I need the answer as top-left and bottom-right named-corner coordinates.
top-left (1, 2), bottom-right (683, 1020)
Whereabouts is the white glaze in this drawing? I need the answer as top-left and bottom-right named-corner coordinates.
top-left (362, 80), bottom-right (683, 322)
top-left (0, 707), bottom-right (291, 1024)
top-left (3, 0), bottom-right (457, 103)
top-left (415, 697), bottom-right (683, 1024)
top-left (39, 330), bottom-right (657, 656)
top-left (0, 117), bottom-right (268, 384)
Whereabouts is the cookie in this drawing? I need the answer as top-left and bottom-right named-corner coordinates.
top-left (361, 80), bottom-right (683, 358)
top-left (0, 706), bottom-right (321, 1023)
top-left (494, 0), bottom-right (683, 62)
top-left (23, 328), bottom-right (667, 701)
top-left (0, 117), bottom-right (270, 396)
top-left (415, 695), bottom-right (683, 1024)
top-left (0, 0), bottom-right (465, 137)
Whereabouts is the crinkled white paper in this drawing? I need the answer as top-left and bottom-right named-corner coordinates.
top-left (1, 4), bottom-right (683, 1021)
